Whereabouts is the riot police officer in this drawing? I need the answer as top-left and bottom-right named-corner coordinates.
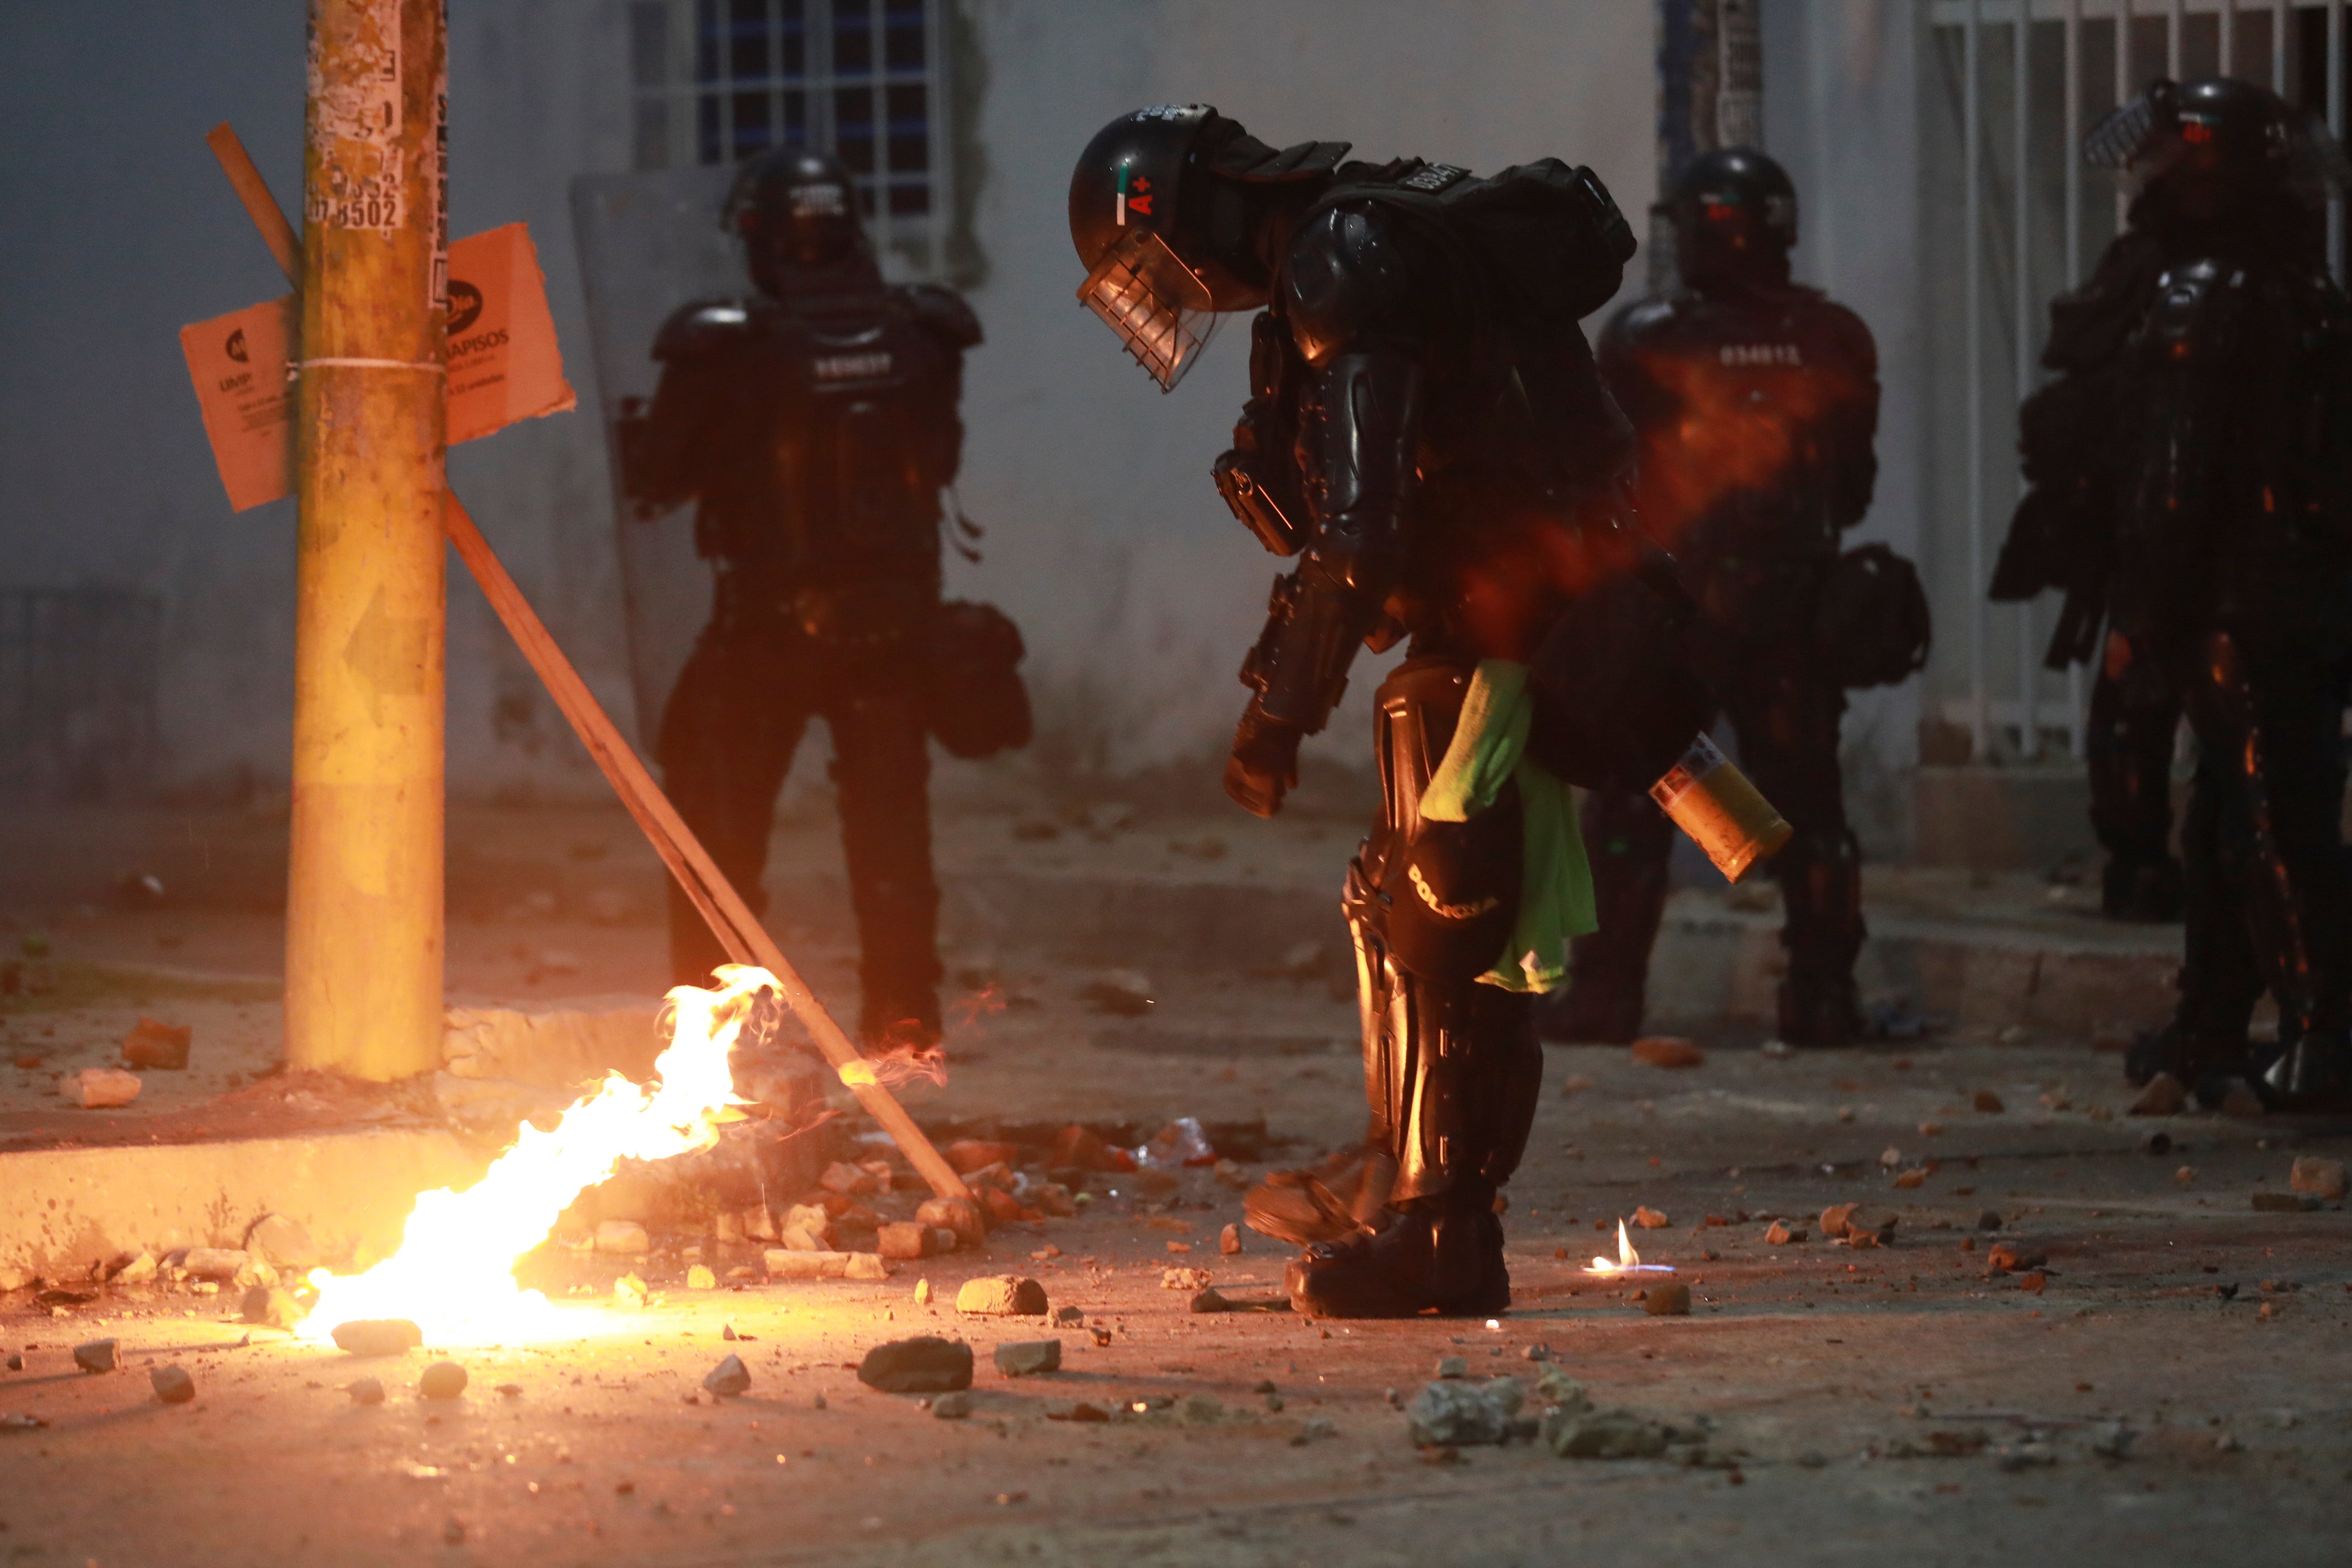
top-left (619, 149), bottom-right (1025, 1048)
top-left (2071, 79), bottom-right (2352, 1106)
top-left (1069, 107), bottom-right (1715, 1316)
top-left (1550, 148), bottom-right (1914, 1048)
top-left (1993, 118), bottom-right (2192, 926)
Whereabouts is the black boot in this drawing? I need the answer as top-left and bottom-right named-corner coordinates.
top-left (1284, 1199), bottom-right (1509, 1320)
top-left (2255, 1032), bottom-right (2352, 1110)
top-left (1777, 970), bottom-right (1863, 1046)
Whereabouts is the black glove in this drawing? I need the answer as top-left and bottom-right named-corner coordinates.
top-left (1224, 703), bottom-right (1303, 819)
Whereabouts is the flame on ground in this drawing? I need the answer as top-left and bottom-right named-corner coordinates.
top-left (1584, 1218), bottom-right (1673, 1278)
top-left (299, 965), bottom-right (778, 1346)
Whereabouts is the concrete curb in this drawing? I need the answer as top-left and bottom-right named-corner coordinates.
top-left (0, 1126), bottom-right (487, 1280)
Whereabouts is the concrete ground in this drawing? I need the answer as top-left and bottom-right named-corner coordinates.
top-left (2, 799), bottom-right (2348, 1566)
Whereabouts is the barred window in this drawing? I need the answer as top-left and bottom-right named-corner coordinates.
top-left (627, 0), bottom-right (961, 276)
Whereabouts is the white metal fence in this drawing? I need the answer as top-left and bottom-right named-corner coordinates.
top-left (1923, 0), bottom-right (2346, 764)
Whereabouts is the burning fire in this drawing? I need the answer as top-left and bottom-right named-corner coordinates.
top-left (300, 965), bottom-right (778, 1345)
top-left (1584, 1218), bottom-right (1674, 1278)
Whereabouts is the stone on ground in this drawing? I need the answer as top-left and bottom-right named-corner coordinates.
top-left (955, 1276), bottom-right (1047, 1316)
top-left (331, 1320), bottom-right (422, 1358)
top-left (703, 1354), bottom-right (750, 1398)
top-left (992, 1339), bottom-right (1061, 1377)
top-left (857, 1336), bottom-right (974, 1393)
top-left (149, 1366), bottom-right (195, 1405)
top-left (418, 1362), bottom-right (468, 1400)
top-left (1406, 1379), bottom-right (1509, 1446)
top-left (73, 1340), bottom-right (116, 1374)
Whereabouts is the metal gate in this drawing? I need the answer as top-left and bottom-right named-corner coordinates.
top-left (1921, 0), bottom-right (2346, 764)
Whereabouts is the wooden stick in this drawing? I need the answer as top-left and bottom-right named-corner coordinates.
top-left (203, 123), bottom-right (972, 1205)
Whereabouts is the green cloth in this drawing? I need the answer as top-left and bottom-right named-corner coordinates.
top-left (1419, 659), bottom-right (1596, 993)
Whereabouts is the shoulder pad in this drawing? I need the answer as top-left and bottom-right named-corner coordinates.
top-left (1282, 201), bottom-right (1419, 363)
top-left (1803, 295), bottom-right (1879, 372)
top-left (902, 283), bottom-right (983, 350)
top-left (653, 299), bottom-right (758, 361)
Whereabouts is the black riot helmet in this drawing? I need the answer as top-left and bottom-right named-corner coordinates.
top-left (1670, 147), bottom-right (1797, 291)
top-left (2084, 77), bottom-right (2346, 223)
top-left (723, 149), bottom-right (869, 294)
top-left (1069, 106), bottom-right (1347, 389)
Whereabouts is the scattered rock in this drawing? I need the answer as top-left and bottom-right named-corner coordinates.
top-left (2219, 1082), bottom-right (2265, 1118)
top-left (703, 1354), bottom-right (750, 1398)
top-left (916, 1197), bottom-right (985, 1248)
top-left (764, 1251), bottom-right (856, 1279)
top-left (2091, 1421), bottom-right (2135, 1459)
top-left (63, 1067), bottom-right (141, 1109)
top-left (1977, 1209), bottom-right (2004, 1231)
top-left (419, 1362), bottom-right (468, 1400)
top-left (845, 1252), bottom-right (890, 1281)
top-left (1407, 1380), bottom-right (1510, 1446)
top-left (1436, 1355), bottom-right (1469, 1379)
top-left (1642, 1282), bottom-right (1692, 1316)
top-left (242, 1214), bottom-right (318, 1271)
top-left (993, 1340), bottom-right (1061, 1377)
top-left (2129, 1073), bottom-right (2186, 1116)
top-left (931, 1391), bottom-right (973, 1419)
top-left (914, 1278), bottom-right (933, 1307)
top-left (1045, 1399), bottom-right (1112, 1422)
top-left (1219, 1223), bottom-right (1242, 1255)
top-left (150, 1365), bottom-right (195, 1405)
top-left (1188, 1287), bottom-right (1233, 1313)
top-left (1893, 1168), bottom-right (1928, 1189)
top-left (1763, 1220), bottom-right (1804, 1245)
top-left (1032, 1182), bottom-right (1077, 1218)
top-left (878, 1222), bottom-right (931, 1260)
top-left (1819, 1203), bottom-right (1860, 1238)
top-left (686, 1264), bottom-right (716, 1290)
top-left (1160, 1266), bottom-right (1213, 1292)
top-left (2290, 1156), bottom-right (2348, 1200)
top-left (955, 1276), bottom-right (1048, 1316)
top-left (857, 1336), bottom-right (973, 1393)
top-left (73, 1339), bottom-right (116, 1374)
top-left (776, 1202), bottom-right (830, 1251)
top-left (1973, 1090), bottom-right (2005, 1114)
top-left (120, 1018), bottom-right (192, 1070)
top-left (346, 1377), bottom-right (386, 1405)
top-left (1630, 1036), bottom-right (1705, 1069)
top-left (1294, 1416), bottom-right (1338, 1444)
top-left (594, 1220), bottom-right (650, 1256)
top-left (183, 1248), bottom-right (247, 1281)
top-left (114, 1251), bottom-right (158, 1286)
top-left (1051, 1304), bottom-right (1084, 1326)
top-left (1631, 1206), bottom-right (1670, 1230)
top-left (1547, 1407), bottom-right (1669, 1459)
top-left (612, 1272), bottom-right (648, 1307)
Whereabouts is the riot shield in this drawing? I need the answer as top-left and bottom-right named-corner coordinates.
top-left (568, 166), bottom-right (742, 752)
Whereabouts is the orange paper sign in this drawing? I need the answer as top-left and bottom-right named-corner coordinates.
top-left (180, 222), bottom-right (576, 512)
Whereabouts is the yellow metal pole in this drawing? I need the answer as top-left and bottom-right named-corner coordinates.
top-left (286, 0), bottom-right (449, 1079)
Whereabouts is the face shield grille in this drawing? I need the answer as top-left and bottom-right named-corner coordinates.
top-left (1077, 230), bottom-right (1225, 392)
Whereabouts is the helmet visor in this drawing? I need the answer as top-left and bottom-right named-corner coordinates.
top-left (1076, 229), bottom-right (1226, 392)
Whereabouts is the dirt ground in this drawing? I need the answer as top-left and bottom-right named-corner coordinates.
top-left (2, 801), bottom-right (2349, 1565)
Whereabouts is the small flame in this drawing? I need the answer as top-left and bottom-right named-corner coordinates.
top-left (299, 965), bottom-right (776, 1345)
top-left (1584, 1217), bottom-right (1674, 1277)
top-left (835, 1043), bottom-right (947, 1092)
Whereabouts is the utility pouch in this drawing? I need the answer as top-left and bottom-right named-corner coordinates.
top-left (926, 600), bottom-right (1032, 759)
